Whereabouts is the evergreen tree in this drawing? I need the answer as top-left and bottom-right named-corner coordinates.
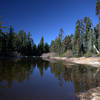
top-left (73, 20), bottom-right (82, 56)
top-left (32, 43), bottom-right (37, 56)
top-left (56, 28), bottom-right (64, 56)
top-left (26, 32), bottom-right (33, 56)
top-left (62, 34), bottom-right (72, 52)
top-left (44, 43), bottom-right (49, 53)
top-left (7, 25), bottom-right (15, 52)
top-left (50, 40), bottom-right (56, 52)
top-left (16, 30), bottom-right (27, 55)
top-left (84, 17), bottom-right (92, 53)
top-left (38, 36), bottom-right (44, 56)
top-left (0, 0), bottom-right (100, 58)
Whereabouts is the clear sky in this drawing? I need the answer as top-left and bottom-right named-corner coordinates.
top-left (0, 0), bottom-right (98, 44)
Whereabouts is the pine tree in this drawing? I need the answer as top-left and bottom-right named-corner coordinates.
top-left (44, 43), bottom-right (49, 53)
top-left (38, 36), bottom-right (44, 56)
top-left (73, 20), bottom-right (82, 56)
top-left (50, 40), bottom-right (56, 52)
top-left (84, 17), bottom-right (92, 53)
top-left (62, 34), bottom-right (72, 52)
top-left (7, 25), bottom-right (15, 52)
top-left (32, 43), bottom-right (37, 56)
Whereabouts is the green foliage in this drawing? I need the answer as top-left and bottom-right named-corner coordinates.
top-left (50, 16), bottom-right (100, 57)
top-left (62, 34), bottom-right (73, 52)
top-left (96, 0), bottom-right (100, 15)
top-left (38, 36), bottom-right (44, 56)
top-left (50, 40), bottom-right (56, 52)
top-left (0, 23), bottom-right (49, 56)
top-left (7, 25), bottom-right (15, 51)
top-left (44, 43), bottom-right (49, 53)
top-left (71, 19), bottom-right (87, 56)
top-left (0, 0), bottom-right (100, 58)
top-left (1, 15), bottom-right (100, 57)
top-left (98, 36), bottom-right (100, 50)
top-left (50, 28), bottom-right (64, 56)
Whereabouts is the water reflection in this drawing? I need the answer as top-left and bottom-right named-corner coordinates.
top-left (0, 58), bottom-right (100, 100)
top-left (50, 61), bottom-right (100, 92)
top-left (0, 58), bottom-right (49, 88)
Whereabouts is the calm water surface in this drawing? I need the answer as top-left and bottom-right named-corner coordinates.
top-left (0, 58), bottom-right (100, 100)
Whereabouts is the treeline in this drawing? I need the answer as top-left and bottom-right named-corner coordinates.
top-left (1, 16), bottom-right (100, 57)
top-left (0, 25), bottom-right (49, 56)
top-left (50, 17), bottom-right (100, 57)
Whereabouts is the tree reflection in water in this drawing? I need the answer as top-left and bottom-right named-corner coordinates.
top-left (0, 58), bottom-right (49, 88)
top-left (0, 58), bottom-right (100, 94)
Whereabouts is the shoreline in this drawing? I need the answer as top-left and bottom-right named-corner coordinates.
top-left (43, 57), bottom-right (100, 67)
top-left (43, 56), bottom-right (100, 100)
top-left (1, 55), bottom-right (100, 67)
top-left (76, 87), bottom-right (100, 100)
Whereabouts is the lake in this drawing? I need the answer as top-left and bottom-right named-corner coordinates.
top-left (0, 58), bottom-right (100, 100)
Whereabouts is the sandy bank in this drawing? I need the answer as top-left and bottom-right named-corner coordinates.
top-left (50, 57), bottom-right (100, 67)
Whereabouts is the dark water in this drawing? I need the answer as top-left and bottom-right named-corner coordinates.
top-left (0, 58), bottom-right (100, 100)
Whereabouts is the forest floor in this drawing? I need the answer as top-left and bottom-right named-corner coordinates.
top-left (49, 57), bottom-right (100, 67)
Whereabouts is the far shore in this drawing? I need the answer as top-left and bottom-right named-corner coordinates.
top-left (1, 54), bottom-right (100, 67)
top-left (42, 56), bottom-right (100, 67)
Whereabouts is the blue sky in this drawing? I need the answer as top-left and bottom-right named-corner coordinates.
top-left (0, 0), bottom-right (98, 44)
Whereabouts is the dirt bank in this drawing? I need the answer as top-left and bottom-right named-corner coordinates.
top-left (49, 57), bottom-right (100, 67)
